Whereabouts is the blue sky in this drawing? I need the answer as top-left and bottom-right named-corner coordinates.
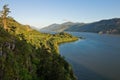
top-left (0, 0), bottom-right (120, 28)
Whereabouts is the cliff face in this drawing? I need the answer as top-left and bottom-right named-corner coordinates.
top-left (0, 41), bottom-right (15, 56)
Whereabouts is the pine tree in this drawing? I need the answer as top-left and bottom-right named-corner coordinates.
top-left (0, 4), bottom-right (10, 29)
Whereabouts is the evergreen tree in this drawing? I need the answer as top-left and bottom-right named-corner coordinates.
top-left (0, 4), bottom-right (10, 29)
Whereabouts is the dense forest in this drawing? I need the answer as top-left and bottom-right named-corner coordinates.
top-left (0, 5), bottom-right (78, 80)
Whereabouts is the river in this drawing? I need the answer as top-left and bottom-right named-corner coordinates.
top-left (59, 32), bottom-right (120, 80)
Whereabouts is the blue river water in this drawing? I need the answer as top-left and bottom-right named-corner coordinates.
top-left (59, 32), bottom-right (120, 80)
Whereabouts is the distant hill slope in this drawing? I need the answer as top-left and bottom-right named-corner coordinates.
top-left (40, 18), bottom-right (120, 34)
top-left (40, 22), bottom-right (85, 32)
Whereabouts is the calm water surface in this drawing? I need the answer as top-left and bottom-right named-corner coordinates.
top-left (59, 32), bottom-right (120, 80)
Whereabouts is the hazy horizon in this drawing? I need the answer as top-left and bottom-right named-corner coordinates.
top-left (0, 0), bottom-right (120, 29)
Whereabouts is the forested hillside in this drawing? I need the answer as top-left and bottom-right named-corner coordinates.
top-left (41, 18), bottom-right (120, 34)
top-left (0, 16), bottom-right (78, 80)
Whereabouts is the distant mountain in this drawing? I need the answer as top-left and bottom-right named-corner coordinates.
top-left (40, 22), bottom-right (85, 32)
top-left (40, 18), bottom-right (120, 34)
top-left (40, 23), bottom-right (60, 32)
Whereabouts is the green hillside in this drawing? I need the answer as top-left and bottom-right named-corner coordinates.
top-left (0, 17), bottom-right (78, 80)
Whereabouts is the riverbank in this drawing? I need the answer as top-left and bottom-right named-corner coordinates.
top-left (45, 32), bottom-right (79, 54)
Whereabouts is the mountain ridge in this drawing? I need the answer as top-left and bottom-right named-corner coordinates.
top-left (40, 18), bottom-right (120, 34)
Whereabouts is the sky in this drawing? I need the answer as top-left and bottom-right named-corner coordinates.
top-left (0, 0), bottom-right (120, 29)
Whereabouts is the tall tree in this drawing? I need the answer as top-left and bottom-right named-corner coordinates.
top-left (0, 4), bottom-right (10, 29)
